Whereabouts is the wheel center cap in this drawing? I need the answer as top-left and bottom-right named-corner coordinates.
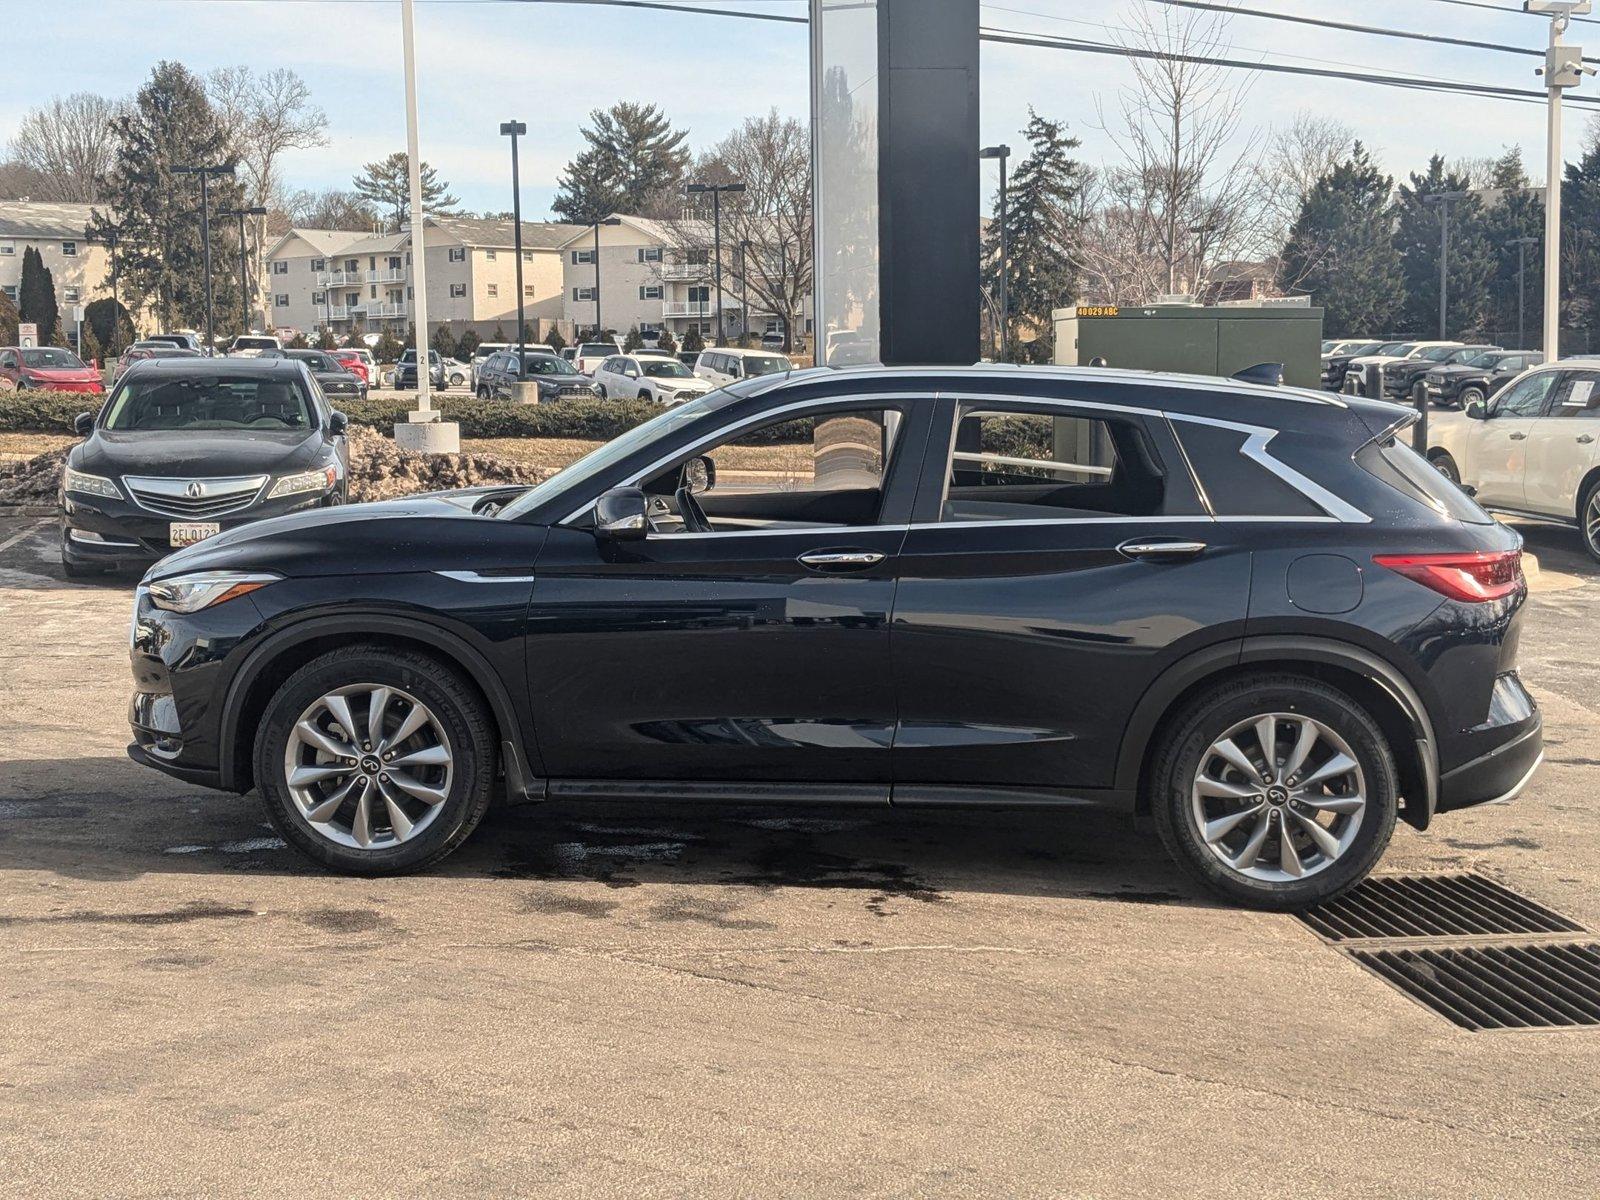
top-left (360, 755), bottom-right (382, 776)
top-left (1267, 786), bottom-right (1289, 805)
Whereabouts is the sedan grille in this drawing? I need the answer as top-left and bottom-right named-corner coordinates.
top-left (124, 474), bottom-right (269, 519)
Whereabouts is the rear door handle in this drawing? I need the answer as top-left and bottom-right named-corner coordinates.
top-left (798, 550), bottom-right (886, 571)
top-left (1509, 432), bottom-right (1527, 440)
top-left (1578, 435), bottom-right (1595, 445)
top-left (1117, 539), bottom-right (1207, 561)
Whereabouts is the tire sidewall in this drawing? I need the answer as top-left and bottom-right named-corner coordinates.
top-left (255, 649), bottom-right (494, 874)
top-left (1432, 452), bottom-right (1461, 485)
top-left (1459, 386), bottom-right (1485, 409)
top-left (1582, 480), bottom-right (1600, 563)
top-left (1153, 679), bottom-right (1398, 909)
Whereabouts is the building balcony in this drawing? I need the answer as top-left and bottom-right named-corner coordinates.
top-left (662, 263), bottom-right (709, 282)
top-left (367, 268), bottom-right (406, 283)
top-left (315, 269), bottom-right (362, 287)
top-left (663, 301), bottom-right (714, 317)
top-left (366, 301), bottom-right (407, 320)
top-left (317, 305), bottom-right (351, 321)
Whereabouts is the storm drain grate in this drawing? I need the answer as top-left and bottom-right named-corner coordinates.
top-left (1299, 873), bottom-right (1586, 942)
top-left (1350, 943), bottom-right (1600, 1031)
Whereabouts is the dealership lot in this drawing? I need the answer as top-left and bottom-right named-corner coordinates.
top-left (1, 515), bottom-right (1598, 1197)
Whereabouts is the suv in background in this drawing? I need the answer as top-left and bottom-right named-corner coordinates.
top-left (395, 348), bottom-right (444, 390)
top-left (227, 334), bottom-right (282, 358)
top-left (145, 332), bottom-right (205, 354)
top-left (115, 342), bottom-right (202, 380)
top-left (1423, 350), bottom-right (1544, 410)
top-left (694, 347), bottom-right (792, 387)
top-left (1322, 341), bottom-right (1389, 391)
top-left (1384, 344), bottom-right (1498, 399)
top-left (573, 341), bottom-right (624, 374)
top-left (476, 351), bottom-right (602, 401)
top-left (592, 353), bottom-right (714, 404)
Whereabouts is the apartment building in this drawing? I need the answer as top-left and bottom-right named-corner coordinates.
top-left (0, 201), bottom-right (113, 321)
top-left (559, 214), bottom-right (811, 344)
top-left (264, 215), bottom-right (584, 340)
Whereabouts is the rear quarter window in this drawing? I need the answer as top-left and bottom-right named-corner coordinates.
top-left (1172, 421), bottom-right (1324, 518)
top-left (1356, 437), bottom-right (1493, 524)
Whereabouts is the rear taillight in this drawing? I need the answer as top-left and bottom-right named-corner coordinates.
top-left (1373, 550), bottom-right (1524, 602)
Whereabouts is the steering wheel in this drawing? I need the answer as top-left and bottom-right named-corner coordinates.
top-left (675, 486), bottom-right (711, 533)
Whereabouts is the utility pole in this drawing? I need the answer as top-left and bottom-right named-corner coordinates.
top-left (686, 181), bottom-right (745, 346)
top-left (218, 205), bottom-right (267, 336)
top-left (1423, 190), bottom-right (1469, 340)
top-left (173, 163), bottom-right (235, 354)
top-left (401, 0), bottom-right (432, 413)
top-left (501, 120), bottom-right (528, 361)
top-left (1513, 235), bottom-right (1539, 349)
top-left (980, 145), bottom-right (1010, 360)
top-left (738, 239), bottom-right (752, 345)
top-left (1526, 1), bottom-right (1595, 360)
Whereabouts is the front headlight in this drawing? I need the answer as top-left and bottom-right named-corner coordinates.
top-left (63, 466), bottom-right (122, 499)
top-left (267, 466), bottom-right (337, 500)
top-left (147, 571), bottom-right (280, 613)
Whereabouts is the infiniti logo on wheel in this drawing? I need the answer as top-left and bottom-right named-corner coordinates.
top-left (185, 481), bottom-right (205, 499)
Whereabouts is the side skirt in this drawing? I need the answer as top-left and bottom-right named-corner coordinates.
top-left (534, 779), bottom-right (1133, 811)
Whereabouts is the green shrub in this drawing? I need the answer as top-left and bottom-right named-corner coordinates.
top-left (0, 389), bottom-right (100, 433)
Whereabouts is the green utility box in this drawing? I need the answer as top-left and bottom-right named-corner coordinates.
top-left (1051, 302), bottom-right (1324, 390)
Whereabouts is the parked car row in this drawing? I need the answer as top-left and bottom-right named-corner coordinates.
top-left (1322, 338), bottom-right (1545, 406)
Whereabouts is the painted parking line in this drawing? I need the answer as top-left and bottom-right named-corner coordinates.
top-left (0, 518), bottom-right (50, 556)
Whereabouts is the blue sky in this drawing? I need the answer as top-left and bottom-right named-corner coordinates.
top-left (2, 0), bottom-right (1591, 217)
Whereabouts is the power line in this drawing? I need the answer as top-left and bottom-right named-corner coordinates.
top-left (1394, 0), bottom-right (1600, 27)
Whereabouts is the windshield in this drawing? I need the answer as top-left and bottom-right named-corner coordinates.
top-left (21, 348), bottom-right (85, 369)
top-left (292, 351), bottom-right (342, 372)
top-left (740, 354), bottom-right (789, 377)
top-left (641, 359), bottom-right (692, 378)
top-left (1463, 352), bottom-right (1503, 368)
top-left (233, 337), bottom-right (276, 349)
top-left (497, 387), bottom-right (749, 521)
top-left (1420, 347), bottom-right (1460, 361)
top-left (103, 375), bottom-right (314, 431)
top-left (523, 355), bottom-right (577, 375)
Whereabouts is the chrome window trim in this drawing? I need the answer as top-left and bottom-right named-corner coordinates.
top-left (435, 571), bottom-right (540, 584)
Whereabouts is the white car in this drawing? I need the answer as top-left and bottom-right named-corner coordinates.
top-left (591, 353), bottom-right (715, 405)
top-left (573, 341), bottom-right (623, 375)
top-left (1423, 359), bottom-right (1600, 560)
top-left (227, 334), bottom-right (282, 358)
top-left (693, 347), bottom-right (792, 387)
top-left (1346, 341), bottom-right (1461, 394)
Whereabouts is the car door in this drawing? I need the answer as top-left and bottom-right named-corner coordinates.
top-left (1466, 370), bottom-right (1560, 510)
top-left (524, 394), bottom-right (936, 788)
top-left (889, 393), bottom-right (1250, 797)
top-left (0, 350), bottom-right (16, 388)
top-left (1524, 369), bottom-right (1600, 518)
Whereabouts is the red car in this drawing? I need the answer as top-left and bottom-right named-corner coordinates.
top-left (331, 349), bottom-right (371, 386)
top-left (0, 345), bottom-right (104, 393)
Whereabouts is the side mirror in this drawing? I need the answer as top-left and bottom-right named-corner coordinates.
top-left (594, 486), bottom-right (649, 540)
top-left (1465, 399), bottom-right (1487, 420)
top-left (328, 410), bottom-right (348, 435)
top-left (73, 412), bottom-right (94, 436)
top-left (680, 455), bottom-right (716, 495)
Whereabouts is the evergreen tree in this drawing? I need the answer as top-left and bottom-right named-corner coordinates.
top-left (315, 327), bottom-right (337, 351)
top-left (433, 323), bottom-right (458, 360)
top-left (522, 321), bottom-right (539, 344)
top-left (1479, 148), bottom-right (1544, 347)
top-left (623, 324), bottom-right (643, 352)
top-left (681, 325), bottom-right (705, 354)
top-left (1279, 142), bottom-right (1405, 338)
top-left (1393, 156), bottom-right (1495, 339)
top-left (285, 330), bottom-right (309, 349)
top-left (373, 326), bottom-right (403, 362)
top-left (1561, 127), bottom-right (1600, 339)
top-left (656, 326), bottom-right (677, 354)
top-left (79, 320), bottom-right (104, 367)
top-left (88, 62), bottom-right (243, 331)
top-left (344, 325), bottom-right (367, 350)
top-left (553, 102), bottom-right (690, 223)
top-left (981, 110), bottom-right (1085, 362)
top-left (352, 152), bottom-right (459, 231)
top-left (489, 323), bottom-right (509, 343)
top-left (457, 328), bottom-right (481, 358)
top-left (544, 326), bottom-right (567, 354)
top-left (0, 290), bottom-right (18, 345)
top-left (18, 246), bottom-right (60, 343)
top-left (84, 297), bottom-right (135, 355)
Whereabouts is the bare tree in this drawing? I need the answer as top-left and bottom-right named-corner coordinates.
top-left (1087, 3), bottom-right (1269, 303)
top-left (6, 93), bottom-right (122, 202)
top-left (657, 111), bottom-right (813, 349)
top-left (207, 67), bottom-right (328, 325)
top-left (1262, 110), bottom-right (1355, 248)
top-left (281, 187), bottom-right (380, 232)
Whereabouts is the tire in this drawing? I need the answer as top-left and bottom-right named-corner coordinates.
top-left (638, 389), bottom-right (653, 402)
top-left (1458, 385), bottom-right (1485, 410)
top-left (1147, 674), bottom-right (1398, 910)
top-left (477, 386), bottom-right (490, 400)
top-left (254, 644), bottom-right (498, 876)
top-left (597, 385), bottom-right (609, 400)
top-left (1581, 477), bottom-right (1600, 564)
top-left (1430, 451), bottom-right (1462, 486)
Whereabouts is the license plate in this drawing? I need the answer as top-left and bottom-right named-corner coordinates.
top-left (169, 522), bottom-right (220, 547)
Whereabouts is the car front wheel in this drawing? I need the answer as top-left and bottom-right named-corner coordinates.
top-left (1430, 451), bottom-right (1462, 485)
top-left (1582, 478), bottom-right (1600, 563)
top-left (254, 645), bottom-right (497, 875)
top-left (1148, 674), bottom-right (1398, 910)
top-left (1458, 385), bottom-right (1485, 410)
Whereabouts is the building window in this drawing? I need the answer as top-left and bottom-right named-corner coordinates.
top-left (638, 247), bottom-right (662, 263)
top-left (523, 284), bottom-right (535, 298)
top-left (486, 282), bottom-right (499, 298)
top-left (639, 284), bottom-right (663, 301)
top-left (450, 283), bottom-right (466, 299)
top-left (311, 258), bottom-right (325, 271)
top-left (273, 260), bottom-right (289, 275)
top-left (1, 285), bottom-right (15, 300)
top-left (522, 250), bottom-right (533, 262)
top-left (572, 286), bottom-right (596, 301)
top-left (370, 286), bottom-right (378, 299)
top-left (448, 246), bottom-right (466, 263)
top-left (485, 248), bottom-right (497, 261)
top-left (61, 241), bottom-right (77, 257)
top-left (686, 249), bottom-right (709, 266)
top-left (388, 256), bottom-right (402, 271)
top-left (571, 249), bottom-right (594, 265)
top-left (312, 291), bottom-right (327, 304)
top-left (0, 243), bottom-right (13, 256)
top-left (275, 294), bottom-right (289, 307)
top-left (64, 287), bottom-right (80, 303)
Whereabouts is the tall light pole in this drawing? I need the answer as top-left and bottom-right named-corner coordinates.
top-left (401, 0), bottom-right (432, 413)
top-left (1526, 0), bottom-right (1595, 360)
top-left (1423, 190), bottom-right (1469, 340)
top-left (218, 204), bottom-right (268, 336)
top-left (500, 120), bottom-right (528, 360)
top-left (686, 181), bottom-right (745, 345)
top-left (980, 145), bottom-right (1010, 360)
top-left (738, 239), bottom-right (752, 345)
top-left (590, 216), bottom-right (620, 339)
top-left (173, 163), bottom-right (235, 354)
top-left (1513, 235), bottom-right (1539, 349)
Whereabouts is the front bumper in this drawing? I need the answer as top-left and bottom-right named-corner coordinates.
top-left (61, 486), bottom-right (339, 570)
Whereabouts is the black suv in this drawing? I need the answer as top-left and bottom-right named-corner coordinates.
top-left (1423, 350), bottom-right (1544, 409)
top-left (61, 358), bottom-right (348, 575)
top-left (126, 366), bottom-right (1541, 908)
top-left (1384, 344), bottom-right (1498, 399)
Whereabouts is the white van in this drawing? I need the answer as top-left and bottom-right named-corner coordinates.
top-left (693, 347), bottom-right (792, 387)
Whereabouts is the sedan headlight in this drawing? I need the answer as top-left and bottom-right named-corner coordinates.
top-left (267, 466), bottom-right (337, 500)
top-left (147, 571), bottom-right (280, 613)
top-left (62, 466), bottom-right (122, 499)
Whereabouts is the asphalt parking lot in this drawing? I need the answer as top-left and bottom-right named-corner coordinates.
top-left (1, 514), bottom-right (1598, 1198)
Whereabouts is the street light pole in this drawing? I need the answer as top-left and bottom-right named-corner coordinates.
top-left (173, 163), bottom-right (235, 354)
top-left (218, 205), bottom-right (268, 336)
top-left (401, 0), bottom-right (433, 413)
top-left (590, 216), bottom-right (620, 339)
top-left (739, 239), bottom-right (751, 345)
top-left (1423, 190), bottom-right (1469, 340)
top-left (980, 146), bottom-right (1010, 361)
top-left (500, 120), bottom-right (528, 360)
top-left (686, 181), bottom-right (746, 347)
top-left (1513, 235), bottom-right (1539, 349)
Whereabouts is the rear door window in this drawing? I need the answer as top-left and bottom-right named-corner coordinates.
top-left (1550, 371), bottom-right (1600, 419)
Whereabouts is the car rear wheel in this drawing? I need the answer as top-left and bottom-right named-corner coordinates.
top-left (1148, 674), bottom-right (1398, 910)
top-left (1581, 478), bottom-right (1600, 563)
top-left (254, 645), bottom-right (497, 875)
top-left (1430, 451), bottom-right (1462, 485)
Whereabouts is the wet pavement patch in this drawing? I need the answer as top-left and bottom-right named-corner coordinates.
top-left (648, 895), bottom-right (777, 931)
top-left (520, 891), bottom-right (621, 919)
top-left (0, 900), bottom-right (256, 927)
top-left (298, 908), bottom-right (390, 934)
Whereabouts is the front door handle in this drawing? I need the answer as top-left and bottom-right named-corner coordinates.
top-left (1578, 434), bottom-right (1595, 445)
top-left (798, 550), bottom-right (885, 571)
top-left (1509, 432), bottom-right (1527, 440)
top-left (1118, 539), bottom-right (1207, 561)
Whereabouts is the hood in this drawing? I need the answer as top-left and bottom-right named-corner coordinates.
top-left (78, 428), bottom-right (328, 477)
top-left (1431, 363), bottom-right (1491, 380)
top-left (23, 365), bottom-right (100, 383)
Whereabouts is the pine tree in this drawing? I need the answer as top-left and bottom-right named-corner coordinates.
top-left (552, 102), bottom-right (690, 223)
top-left (0, 290), bottom-right (17, 345)
top-left (18, 246), bottom-right (60, 343)
top-left (1279, 142), bottom-right (1405, 338)
top-left (84, 297), bottom-right (134, 355)
top-left (285, 330), bottom-right (309, 349)
top-left (623, 325), bottom-right (643, 352)
top-left (88, 62), bottom-right (243, 332)
top-left (457, 328), bottom-right (481, 358)
top-left (1561, 127), bottom-right (1600, 339)
top-left (1393, 155), bottom-right (1495, 339)
top-left (1479, 148), bottom-right (1544, 346)
top-left (343, 325), bottom-right (367, 350)
top-left (374, 327), bottom-right (403, 363)
top-left (656, 326), bottom-right (677, 354)
top-left (489, 323), bottom-right (509, 343)
top-left (433, 323), bottom-right (458, 360)
top-left (315, 327), bottom-right (337, 351)
top-left (352, 152), bottom-right (459, 231)
top-left (544, 326), bottom-right (567, 355)
top-left (981, 110), bottom-right (1085, 362)
top-left (681, 325), bottom-right (705, 354)
top-left (79, 320), bottom-right (104, 367)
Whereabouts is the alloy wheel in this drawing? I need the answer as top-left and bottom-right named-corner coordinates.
top-left (282, 683), bottom-right (453, 850)
top-left (1585, 489), bottom-right (1600, 558)
top-left (1190, 712), bottom-right (1367, 883)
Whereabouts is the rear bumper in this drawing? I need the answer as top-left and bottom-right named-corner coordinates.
top-left (1436, 697), bottom-right (1543, 814)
